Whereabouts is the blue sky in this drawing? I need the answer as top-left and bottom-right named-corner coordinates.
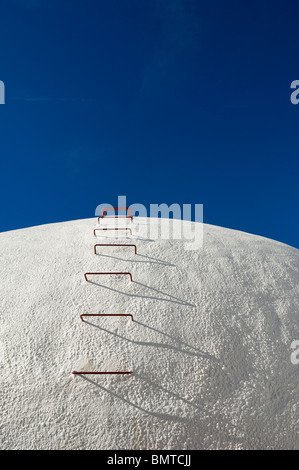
top-left (0, 0), bottom-right (299, 248)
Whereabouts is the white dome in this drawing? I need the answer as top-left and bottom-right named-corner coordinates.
top-left (0, 217), bottom-right (298, 450)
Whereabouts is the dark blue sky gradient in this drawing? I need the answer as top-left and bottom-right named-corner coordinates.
top-left (0, 0), bottom-right (299, 247)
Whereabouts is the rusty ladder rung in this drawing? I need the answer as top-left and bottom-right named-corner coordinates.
top-left (84, 272), bottom-right (133, 282)
top-left (98, 215), bottom-right (133, 222)
top-left (94, 228), bottom-right (132, 236)
top-left (101, 207), bottom-right (133, 217)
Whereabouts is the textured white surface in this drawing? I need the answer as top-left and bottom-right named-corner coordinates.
top-left (0, 217), bottom-right (298, 450)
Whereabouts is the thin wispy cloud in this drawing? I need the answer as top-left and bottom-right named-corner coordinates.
top-left (12, 97), bottom-right (93, 102)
